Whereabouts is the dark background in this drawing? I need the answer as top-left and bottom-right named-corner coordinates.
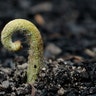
top-left (0, 0), bottom-right (96, 61)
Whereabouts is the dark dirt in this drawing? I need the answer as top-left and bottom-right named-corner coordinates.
top-left (0, 0), bottom-right (96, 96)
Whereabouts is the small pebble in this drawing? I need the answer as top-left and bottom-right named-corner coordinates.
top-left (58, 88), bottom-right (65, 95)
top-left (2, 80), bottom-right (9, 89)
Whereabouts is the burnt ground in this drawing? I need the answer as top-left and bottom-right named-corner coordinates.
top-left (0, 0), bottom-right (96, 96)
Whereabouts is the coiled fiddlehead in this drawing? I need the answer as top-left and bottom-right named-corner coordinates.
top-left (1, 19), bottom-right (43, 84)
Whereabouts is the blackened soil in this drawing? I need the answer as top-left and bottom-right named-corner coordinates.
top-left (0, 0), bottom-right (96, 96)
top-left (35, 58), bottom-right (96, 96)
top-left (1, 58), bottom-right (96, 96)
top-left (0, 63), bottom-right (32, 96)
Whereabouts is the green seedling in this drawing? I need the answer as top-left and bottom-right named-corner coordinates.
top-left (1, 19), bottom-right (43, 84)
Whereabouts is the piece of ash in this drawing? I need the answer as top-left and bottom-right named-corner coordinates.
top-left (0, 58), bottom-right (96, 96)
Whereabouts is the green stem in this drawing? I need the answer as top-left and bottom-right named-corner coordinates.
top-left (1, 19), bottom-right (43, 84)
